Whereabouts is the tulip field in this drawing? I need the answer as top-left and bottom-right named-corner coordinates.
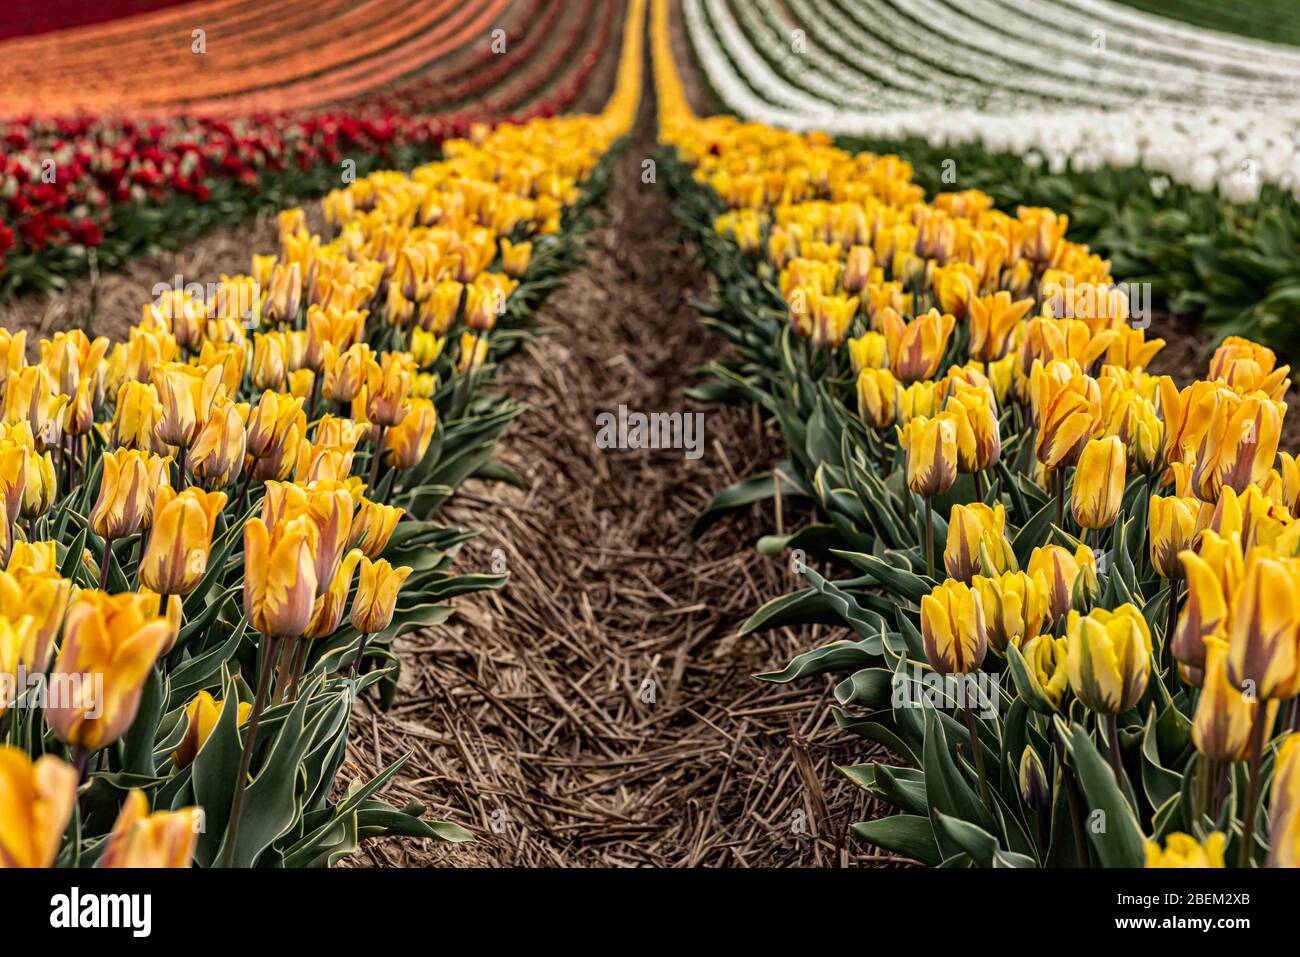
top-left (1, 0), bottom-right (1299, 888)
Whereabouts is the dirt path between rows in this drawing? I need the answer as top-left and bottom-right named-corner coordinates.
top-left (342, 57), bottom-right (886, 869)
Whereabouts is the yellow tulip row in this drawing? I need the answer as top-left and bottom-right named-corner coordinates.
top-left (652, 0), bottom-right (1296, 867)
top-left (0, 0), bottom-right (646, 869)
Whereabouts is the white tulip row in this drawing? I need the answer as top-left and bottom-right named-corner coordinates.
top-left (685, 0), bottom-right (1300, 200)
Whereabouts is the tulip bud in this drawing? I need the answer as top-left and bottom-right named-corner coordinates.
top-left (840, 245), bottom-right (873, 293)
top-left (500, 238), bottom-right (532, 277)
top-left (186, 398), bottom-right (249, 490)
top-left (172, 690), bottom-right (251, 769)
top-left (1144, 832), bottom-right (1226, 868)
top-left (847, 332), bottom-right (887, 374)
top-left (0, 570), bottom-right (70, 673)
top-left (366, 354), bottom-right (413, 428)
top-left (1071, 436), bottom-right (1126, 530)
top-left (1173, 532), bottom-right (1243, 685)
top-left (350, 557), bottom-right (413, 634)
top-left (1017, 633), bottom-right (1069, 711)
top-left (455, 332), bottom-right (489, 374)
top-left (855, 368), bottom-right (899, 430)
top-left (1267, 735), bottom-right (1300, 868)
top-left (1226, 551), bottom-right (1300, 701)
top-left (18, 450), bottom-right (56, 522)
top-left (140, 487), bottom-right (227, 596)
top-left (246, 390), bottom-right (305, 462)
top-left (1066, 603), bottom-right (1152, 714)
top-left (1018, 746), bottom-right (1050, 812)
top-left (263, 261), bottom-right (302, 326)
top-left (973, 571), bottom-right (1047, 654)
top-left (306, 549), bottom-right (365, 639)
top-left (946, 503), bottom-right (1009, 582)
top-left (1194, 637), bottom-right (1268, 763)
top-left (244, 516), bottom-right (319, 639)
top-left (112, 381), bottom-right (163, 452)
top-left (1148, 496), bottom-right (1209, 579)
top-left (944, 384), bottom-right (1000, 472)
top-left (152, 364), bottom-right (221, 449)
top-left (384, 399), bottom-right (437, 470)
top-left (99, 790), bottom-right (201, 868)
top-left (322, 343), bottom-right (368, 405)
top-left (0, 746), bottom-right (78, 867)
top-left (1033, 367), bottom-right (1101, 470)
top-left (1028, 543), bottom-right (1096, 623)
top-left (44, 592), bottom-right (171, 751)
top-left (898, 412), bottom-right (958, 497)
top-left (90, 449), bottom-right (151, 540)
top-left (919, 579), bottom-right (988, 675)
top-left (350, 498), bottom-right (403, 558)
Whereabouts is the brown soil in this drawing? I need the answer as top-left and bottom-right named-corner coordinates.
top-left (339, 54), bottom-right (888, 869)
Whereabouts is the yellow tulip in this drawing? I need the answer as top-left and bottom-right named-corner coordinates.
top-left (1267, 734), bottom-right (1300, 868)
top-left (243, 516), bottom-right (319, 639)
top-left (500, 238), bottom-right (532, 277)
top-left (263, 261), bottom-right (302, 326)
top-left (420, 279), bottom-right (464, 335)
top-left (245, 390), bottom-right (305, 462)
top-left (879, 307), bottom-right (956, 382)
top-left (172, 690), bottom-right (251, 769)
top-left (973, 571), bottom-right (1047, 654)
top-left (0, 746), bottom-right (77, 868)
top-left (305, 549), bottom-right (365, 639)
top-left (968, 292), bottom-right (1031, 362)
top-left (897, 380), bottom-right (938, 423)
top-left (455, 331), bottom-right (489, 374)
top-left (1210, 336), bottom-right (1290, 400)
top-left (1018, 633), bottom-right (1069, 710)
top-left (321, 343), bottom-right (368, 404)
top-left (111, 381), bottom-right (164, 453)
top-left (898, 412), bottom-right (958, 497)
top-left (1145, 832), bottom-right (1226, 868)
top-left (0, 615), bottom-right (37, 717)
top-left (6, 539), bottom-right (57, 573)
top-left (1071, 436), bottom-right (1126, 530)
top-left (1157, 377), bottom-right (1218, 475)
top-left (366, 354), bottom-right (413, 428)
top-left (0, 570), bottom-right (71, 673)
top-left (1148, 495), bottom-right (1209, 579)
top-left (350, 498), bottom-right (404, 558)
top-left (919, 579), bottom-right (988, 675)
top-left (44, 591), bottom-right (171, 751)
top-left (1190, 390), bottom-right (1282, 502)
top-left (1225, 550), bottom-right (1300, 701)
top-left (1032, 365), bottom-right (1101, 470)
top-left (944, 383), bottom-right (1000, 472)
top-left (350, 557), bottom-right (413, 635)
top-left (90, 449), bottom-right (152, 541)
top-left (855, 367), bottom-right (899, 429)
top-left (1173, 531), bottom-right (1243, 685)
top-left (1027, 543), bottom-right (1095, 623)
top-left (18, 450), bottom-right (56, 522)
top-left (809, 291), bottom-right (858, 349)
top-left (140, 487), bottom-right (227, 596)
top-left (2, 366), bottom-right (68, 452)
top-left (384, 398), bottom-right (437, 470)
top-left (1194, 637), bottom-right (1266, 763)
top-left (1066, 604), bottom-right (1152, 714)
top-left (945, 503), bottom-right (1011, 582)
top-left (151, 363), bottom-right (221, 449)
top-left (186, 397), bottom-right (249, 490)
top-left (98, 790), bottom-right (201, 868)
top-left (840, 245), bottom-right (873, 293)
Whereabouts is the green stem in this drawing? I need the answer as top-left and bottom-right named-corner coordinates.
top-left (1238, 705), bottom-right (1269, 868)
top-left (963, 704), bottom-right (990, 806)
top-left (224, 634), bottom-right (281, 868)
top-left (924, 495), bottom-right (934, 580)
top-left (98, 536), bottom-right (113, 591)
